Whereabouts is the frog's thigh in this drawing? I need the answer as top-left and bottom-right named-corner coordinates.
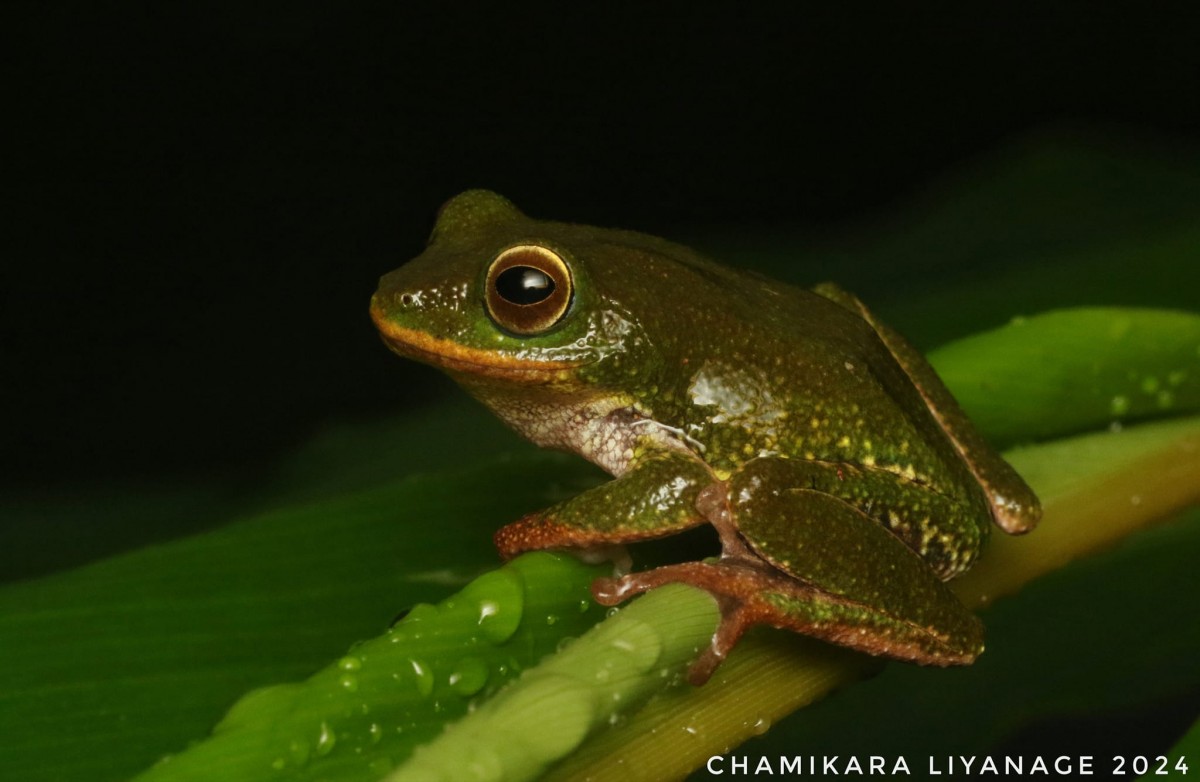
top-left (494, 450), bottom-right (711, 559)
top-left (733, 469), bottom-right (983, 664)
top-left (813, 281), bottom-right (1039, 534)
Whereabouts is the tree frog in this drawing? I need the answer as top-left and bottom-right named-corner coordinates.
top-left (370, 191), bottom-right (1041, 684)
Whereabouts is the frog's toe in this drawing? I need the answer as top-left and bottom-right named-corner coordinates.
top-left (590, 566), bottom-right (681, 605)
top-left (686, 603), bottom-right (760, 685)
top-left (590, 561), bottom-right (782, 684)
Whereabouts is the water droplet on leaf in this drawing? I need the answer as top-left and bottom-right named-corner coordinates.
top-left (408, 659), bottom-right (435, 697)
top-left (448, 657), bottom-right (490, 696)
top-left (315, 721), bottom-right (337, 756)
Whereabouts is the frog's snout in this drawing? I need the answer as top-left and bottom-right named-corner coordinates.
top-left (369, 285), bottom-right (415, 327)
top-left (368, 290), bottom-right (391, 330)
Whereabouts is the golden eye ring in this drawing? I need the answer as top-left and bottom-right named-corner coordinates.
top-left (484, 244), bottom-right (573, 335)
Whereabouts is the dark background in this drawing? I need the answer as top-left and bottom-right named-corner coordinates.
top-left (5, 4), bottom-right (1199, 491)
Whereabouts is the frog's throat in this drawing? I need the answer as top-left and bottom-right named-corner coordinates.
top-left (375, 321), bottom-right (590, 380)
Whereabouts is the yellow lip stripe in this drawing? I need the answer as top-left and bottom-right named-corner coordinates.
top-left (373, 318), bottom-right (586, 378)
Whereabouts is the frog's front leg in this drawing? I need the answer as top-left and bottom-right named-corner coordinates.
top-left (494, 448), bottom-right (714, 560)
top-left (595, 457), bottom-right (985, 684)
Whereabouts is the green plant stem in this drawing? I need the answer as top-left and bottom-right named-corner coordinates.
top-left (130, 553), bottom-right (610, 782)
top-left (385, 584), bottom-right (719, 781)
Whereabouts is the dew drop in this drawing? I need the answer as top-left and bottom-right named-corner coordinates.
top-left (409, 659), bottom-right (435, 697)
top-left (448, 657), bottom-right (490, 696)
top-left (683, 724), bottom-right (699, 736)
top-left (606, 618), bottom-right (663, 673)
top-left (368, 723), bottom-right (383, 745)
top-left (545, 613), bottom-right (560, 626)
top-left (1168, 370), bottom-right (1187, 387)
top-left (339, 674), bottom-right (359, 693)
top-left (751, 716), bottom-right (772, 735)
top-left (1110, 395), bottom-right (1130, 416)
top-left (314, 721), bottom-right (337, 756)
top-left (578, 600), bottom-right (591, 613)
top-left (271, 757), bottom-right (286, 771)
top-left (337, 656), bottom-right (362, 672)
top-left (1141, 375), bottom-right (1160, 394)
top-left (460, 568), bottom-right (525, 644)
top-left (1157, 390), bottom-right (1175, 409)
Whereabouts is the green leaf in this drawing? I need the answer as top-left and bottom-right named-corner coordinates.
top-left (0, 456), bottom-right (603, 782)
top-left (929, 307), bottom-right (1200, 447)
top-left (131, 553), bottom-right (610, 782)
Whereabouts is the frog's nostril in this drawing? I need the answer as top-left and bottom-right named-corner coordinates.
top-left (400, 292), bottom-right (415, 307)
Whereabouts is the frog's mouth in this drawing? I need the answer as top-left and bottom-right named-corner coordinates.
top-left (372, 316), bottom-right (588, 381)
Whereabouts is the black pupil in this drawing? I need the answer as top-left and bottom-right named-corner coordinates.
top-left (496, 266), bottom-right (555, 305)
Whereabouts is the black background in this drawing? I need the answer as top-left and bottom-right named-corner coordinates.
top-left (5, 4), bottom-right (1199, 491)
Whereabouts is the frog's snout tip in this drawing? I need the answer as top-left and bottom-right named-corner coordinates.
top-left (369, 287), bottom-right (412, 328)
top-left (368, 292), bottom-right (389, 330)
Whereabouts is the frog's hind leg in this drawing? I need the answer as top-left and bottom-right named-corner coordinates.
top-left (594, 456), bottom-right (987, 684)
top-left (813, 281), bottom-right (1040, 535)
top-left (730, 459), bottom-right (985, 667)
top-left (592, 550), bottom-right (979, 685)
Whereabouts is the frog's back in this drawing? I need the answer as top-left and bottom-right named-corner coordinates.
top-left (608, 247), bottom-right (990, 515)
top-left (565, 225), bottom-right (997, 523)
top-left (763, 285), bottom-right (986, 500)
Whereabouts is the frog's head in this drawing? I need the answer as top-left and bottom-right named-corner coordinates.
top-left (371, 190), bottom-right (662, 398)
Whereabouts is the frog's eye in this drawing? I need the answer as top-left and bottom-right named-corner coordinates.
top-left (485, 245), bottom-right (573, 335)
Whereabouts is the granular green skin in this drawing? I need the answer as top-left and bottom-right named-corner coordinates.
top-left (370, 190), bottom-right (1041, 681)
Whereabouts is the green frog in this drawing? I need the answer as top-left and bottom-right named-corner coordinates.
top-left (370, 190), bottom-right (1040, 684)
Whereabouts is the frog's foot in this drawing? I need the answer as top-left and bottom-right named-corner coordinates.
top-left (592, 560), bottom-right (791, 685)
top-left (592, 555), bottom-right (982, 685)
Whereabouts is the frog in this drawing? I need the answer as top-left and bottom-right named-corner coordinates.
top-left (369, 190), bottom-right (1041, 684)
